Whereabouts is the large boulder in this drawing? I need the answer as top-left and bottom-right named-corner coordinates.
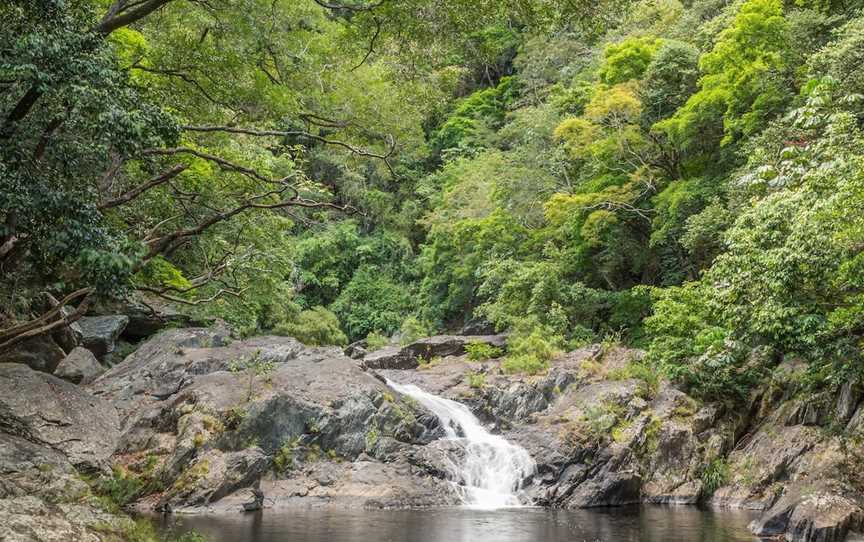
top-left (362, 335), bottom-right (507, 370)
top-left (89, 297), bottom-right (215, 341)
top-left (403, 335), bottom-right (506, 362)
top-left (0, 335), bottom-right (66, 373)
top-left (53, 347), bottom-right (104, 385)
top-left (362, 345), bottom-right (412, 370)
top-left (0, 363), bottom-right (120, 471)
top-left (77, 315), bottom-right (129, 357)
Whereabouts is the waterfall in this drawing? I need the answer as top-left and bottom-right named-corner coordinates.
top-left (386, 379), bottom-right (535, 509)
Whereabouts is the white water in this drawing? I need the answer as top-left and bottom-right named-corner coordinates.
top-left (386, 379), bottom-right (536, 509)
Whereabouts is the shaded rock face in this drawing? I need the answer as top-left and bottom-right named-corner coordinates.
top-left (54, 347), bottom-right (105, 385)
top-left (362, 334), bottom-right (507, 370)
top-left (0, 334), bottom-right (66, 373)
top-left (78, 315), bottom-right (129, 357)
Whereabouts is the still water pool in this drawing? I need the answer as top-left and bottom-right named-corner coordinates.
top-left (155, 506), bottom-right (759, 542)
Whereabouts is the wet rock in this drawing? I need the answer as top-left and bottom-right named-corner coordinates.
top-left (78, 315), bottom-right (129, 357)
top-left (0, 363), bottom-right (120, 471)
top-left (0, 334), bottom-right (66, 373)
top-left (53, 347), bottom-right (104, 385)
top-left (566, 470), bottom-right (642, 507)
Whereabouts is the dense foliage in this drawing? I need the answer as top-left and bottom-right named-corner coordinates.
top-left (4, 0), bottom-right (864, 399)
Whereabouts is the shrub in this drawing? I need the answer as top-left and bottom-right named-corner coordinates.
top-left (398, 316), bottom-right (433, 345)
top-left (365, 331), bottom-right (390, 350)
top-left (273, 306), bottom-right (348, 346)
top-left (95, 467), bottom-right (145, 510)
top-left (502, 354), bottom-right (550, 375)
top-left (466, 371), bottom-right (487, 389)
top-left (465, 342), bottom-right (504, 360)
top-left (330, 266), bottom-right (413, 342)
top-left (701, 458), bottom-right (730, 495)
top-left (500, 320), bottom-right (563, 375)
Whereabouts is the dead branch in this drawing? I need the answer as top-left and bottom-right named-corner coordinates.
top-left (0, 288), bottom-right (94, 352)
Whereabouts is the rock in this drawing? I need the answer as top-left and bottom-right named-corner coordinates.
top-left (566, 470), bottom-right (642, 507)
top-left (362, 335), bottom-right (507, 370)
top-left (0, 363), bottom-right (120, 471)
top-left (344, 339), bottom-right (369, 360)
top-left (0, 495), bottom-right (127, 542)
top-left (90, 297), bottom-right (214, 341)
top-left (0, 334), bottom-right (66, 373)
top-left (403, 335), bottom-right (506, 362)
top-left (159, 447), bottom-right (270, 508)
top-left (53, 347), bottom-right (104, 385)
top-left (90, 327), bottom-right (454, 511)
top-left (0, 433), bottom-right (87, 500)
top-left (784, 394), bottom-right (832, 426)
top-left (362, 345), bottom-right (413, 370)
top-left (460, 319), bottom-right (496, 336)
top-left (50, 306), bottom-right (83, 354)
top-left (711, 424), bottom-right (820, 510)
top-left (77, 315), bottom-right (129, 357)
top-left (750, 481), bottom-right (864, 542)
top-left (837, 380), bottom-right (862, 425)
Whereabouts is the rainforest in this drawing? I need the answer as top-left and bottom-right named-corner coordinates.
top-left (2, 0), bottom-right (864, 540)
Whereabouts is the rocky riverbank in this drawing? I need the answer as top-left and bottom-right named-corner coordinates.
top-left (1, 318), bottom-right (863, 541)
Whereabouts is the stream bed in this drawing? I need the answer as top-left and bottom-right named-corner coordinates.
top-left (155, 506), bottom-right (760, 542)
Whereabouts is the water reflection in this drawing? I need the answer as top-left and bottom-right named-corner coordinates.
top-left (156, 506), bottom-right (759, 542)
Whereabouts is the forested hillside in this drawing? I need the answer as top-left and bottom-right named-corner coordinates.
top-left (4, 0), bottom-right (864, 403)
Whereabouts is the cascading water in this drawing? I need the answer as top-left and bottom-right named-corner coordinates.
top-left (386, 379), bottom-right (535, 509)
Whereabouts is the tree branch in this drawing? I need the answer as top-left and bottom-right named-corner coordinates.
top-left (311, 0), bottom-right (386, 12)
top-left (181, 125), bottom-right (397, 176)
top-left (98, 164), bottom-right (188, 210)
top-left (96, 0), bottom-right (175, 35)
top-left (351, 17), bottom-right (382, 71)
top-left (0, 288), bottom-right (94, 352)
